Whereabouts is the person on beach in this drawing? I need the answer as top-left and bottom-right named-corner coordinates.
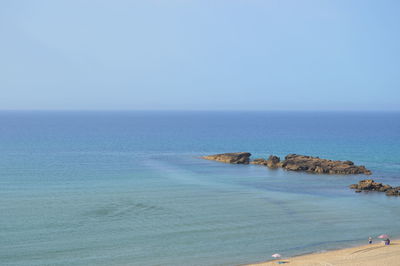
top-left (368, 237), bottom-right (372, 244)
top-left (385, 238), bottom-right (390, 245)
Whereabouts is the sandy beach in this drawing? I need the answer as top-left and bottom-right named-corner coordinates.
top-left (249, 240), bottom-right (400, 266)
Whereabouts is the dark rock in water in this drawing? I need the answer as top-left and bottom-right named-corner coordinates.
top-left (379, 184), bottom-right (393, 192)
top-left (281, 154), bottom-right (372, 175)
top-left (266, 155), bottom-right (281, 168)
top-left (251, 158), bottom-right (269, 165)
top-left (349, 179), bottom-right (387, 191)
top-left (250, 155), bottom-right (281, 168)
top-left (385, 187), bottom-right (400, 196)
top-left (350, 179), bottom-right (399, 197)
top-left (202, 152), bottom-right (251, 164)
top-left (359, 179), bottom-right (386, 190)
top-left (355, 190), bottom-right (362, 193)
top-left (202, 152), bottom-right (371, 175)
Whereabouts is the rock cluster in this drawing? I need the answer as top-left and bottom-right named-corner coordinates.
top-left (202, 153), bottom-right (398, 198)
top-left (251, 155), bottom-right (281, 168)
top-left (202, 152), bottom-right (251, 164)
top-left (280, 154), bottom-right (371, 175)
top-left (349, 179), bottom-right (400, 196)
top-left (202, 152), bottom-right (371, 175)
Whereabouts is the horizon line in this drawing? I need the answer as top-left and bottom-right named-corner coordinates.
top-left (0, 109), bottom-right (399, 112)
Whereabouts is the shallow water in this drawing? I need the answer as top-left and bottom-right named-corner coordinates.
top-left (0, 111), bottom-right (399, 265)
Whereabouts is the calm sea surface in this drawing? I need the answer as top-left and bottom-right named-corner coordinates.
top-left (1, 111), bottom-right (400, 266)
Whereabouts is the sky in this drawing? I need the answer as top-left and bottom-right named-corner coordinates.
top-left (0, 0), bottom-right (399, 111)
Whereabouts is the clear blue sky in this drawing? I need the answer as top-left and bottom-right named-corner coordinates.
top-left (1, 0), bottom-right (399, 111)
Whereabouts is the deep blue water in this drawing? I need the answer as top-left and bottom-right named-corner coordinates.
top-left (1, 111), bottom-right (399, 266)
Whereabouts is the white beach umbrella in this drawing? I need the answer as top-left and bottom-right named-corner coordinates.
top-left (378, 234), bottom-right (389, 239)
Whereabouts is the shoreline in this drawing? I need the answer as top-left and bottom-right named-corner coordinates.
top-left (247, 239), bottom-right (400, 266)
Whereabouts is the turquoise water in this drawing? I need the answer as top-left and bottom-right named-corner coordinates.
top-left (1, 111), bottom-right (400, 266)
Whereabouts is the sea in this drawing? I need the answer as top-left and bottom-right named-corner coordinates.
top-left (1, 111), bottom-right (399, 266)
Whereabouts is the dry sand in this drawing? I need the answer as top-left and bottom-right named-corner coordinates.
top-left (248, 240), bottom-right (400, 266)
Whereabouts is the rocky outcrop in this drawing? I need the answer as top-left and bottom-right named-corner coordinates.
top-left (280, 154), bottom-right (371, 175)
top-left (202, 152), bottom-right (251, 164)
top-left (202, 152), bottom-right (371, 175)
top-left (349, 179), bottom-right (400, 196)
top-left (386, 188), bottom-right (400, 196)
top-left (251, 155), bottom-right (281, 168)
top-left (267, 155), bottom-right (281, 168)
top-left (349, 179), bottom-right (391, 191)
top-left (251, 158), bottom-right (268, 165)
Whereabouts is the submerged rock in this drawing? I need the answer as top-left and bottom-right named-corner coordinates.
top-left (281, 154), bottom-right (372, 175)
top-left (349, 179), bottom-right (399, 197)
top-left (349, 184), bottom-right (359, 189)
top-left (202, 152), bottom-right (251, 164)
